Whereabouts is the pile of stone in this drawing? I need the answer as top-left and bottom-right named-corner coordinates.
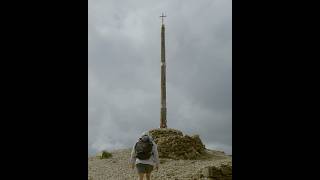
top-left (148, 128), bottom-right (206, 160)
top-left (193, 163), bottom-right (232, 180)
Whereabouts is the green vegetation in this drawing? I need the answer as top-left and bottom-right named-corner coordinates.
top-left (100, 150), bottom-right (112, 159)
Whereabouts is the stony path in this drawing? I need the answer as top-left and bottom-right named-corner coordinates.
top-left (88, 149), bottom-right (231, 180)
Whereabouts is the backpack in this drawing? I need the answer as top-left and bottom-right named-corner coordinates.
top-left (135, 135), bottom-right (153, 160)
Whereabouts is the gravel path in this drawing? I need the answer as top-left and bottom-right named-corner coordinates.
top-left (88, 149), bottom-right (232, 180)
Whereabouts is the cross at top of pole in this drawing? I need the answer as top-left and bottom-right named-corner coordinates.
top-left (160, 13), bottom-right (166, 25)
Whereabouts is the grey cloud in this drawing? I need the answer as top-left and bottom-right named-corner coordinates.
top-left (89, 0), bottom-right (232, 155)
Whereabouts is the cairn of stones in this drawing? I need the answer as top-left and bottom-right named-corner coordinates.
top-left (193, 163), bottom-right (232, 180)
top-left (149, 128), bottom-right (206, 160)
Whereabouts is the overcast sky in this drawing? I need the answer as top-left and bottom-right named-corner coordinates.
top-left (88, 0), bottom-right (232, 155)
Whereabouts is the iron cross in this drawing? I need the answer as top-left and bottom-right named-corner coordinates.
top-left (160, 13), bottom-right (166, 24)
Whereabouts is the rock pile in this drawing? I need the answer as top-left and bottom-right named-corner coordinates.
top-left (192, 163), bottom-right (232, 180)
top-left (148, 128), bottom-right (206, 160)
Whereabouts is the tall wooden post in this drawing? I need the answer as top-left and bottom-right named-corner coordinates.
top-left (160, 13), bottom-right (167, 128)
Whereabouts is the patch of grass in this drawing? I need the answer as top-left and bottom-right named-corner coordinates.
top-left (100, 150), bottom-right (112, 159)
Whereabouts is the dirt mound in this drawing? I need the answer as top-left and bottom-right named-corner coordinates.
top-left (148, 128), bottom-right (206, 160)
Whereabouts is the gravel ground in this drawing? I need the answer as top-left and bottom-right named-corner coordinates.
top-left (88, 149), bottom-right (232, 180)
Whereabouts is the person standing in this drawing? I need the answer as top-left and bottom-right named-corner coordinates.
top-left (130, 131), bottom-right (160, 180)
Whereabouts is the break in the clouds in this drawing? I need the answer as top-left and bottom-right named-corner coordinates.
top-left (88, 0), bottom-right (232, 155)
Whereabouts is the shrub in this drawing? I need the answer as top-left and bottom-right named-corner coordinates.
top-left (100, 150), bottom-right (112, 159)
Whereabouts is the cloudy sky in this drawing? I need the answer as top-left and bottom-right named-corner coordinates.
top-left (88, 0), bottom-right (232, 155)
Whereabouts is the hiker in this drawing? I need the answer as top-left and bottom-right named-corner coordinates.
top-left (130, 131), bottom-right (160, 180)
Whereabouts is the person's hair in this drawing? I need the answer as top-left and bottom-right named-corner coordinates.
top-left (141, 131), bottom-right (150, 137)
top-left (140, 131), bottom-right (154, 141)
